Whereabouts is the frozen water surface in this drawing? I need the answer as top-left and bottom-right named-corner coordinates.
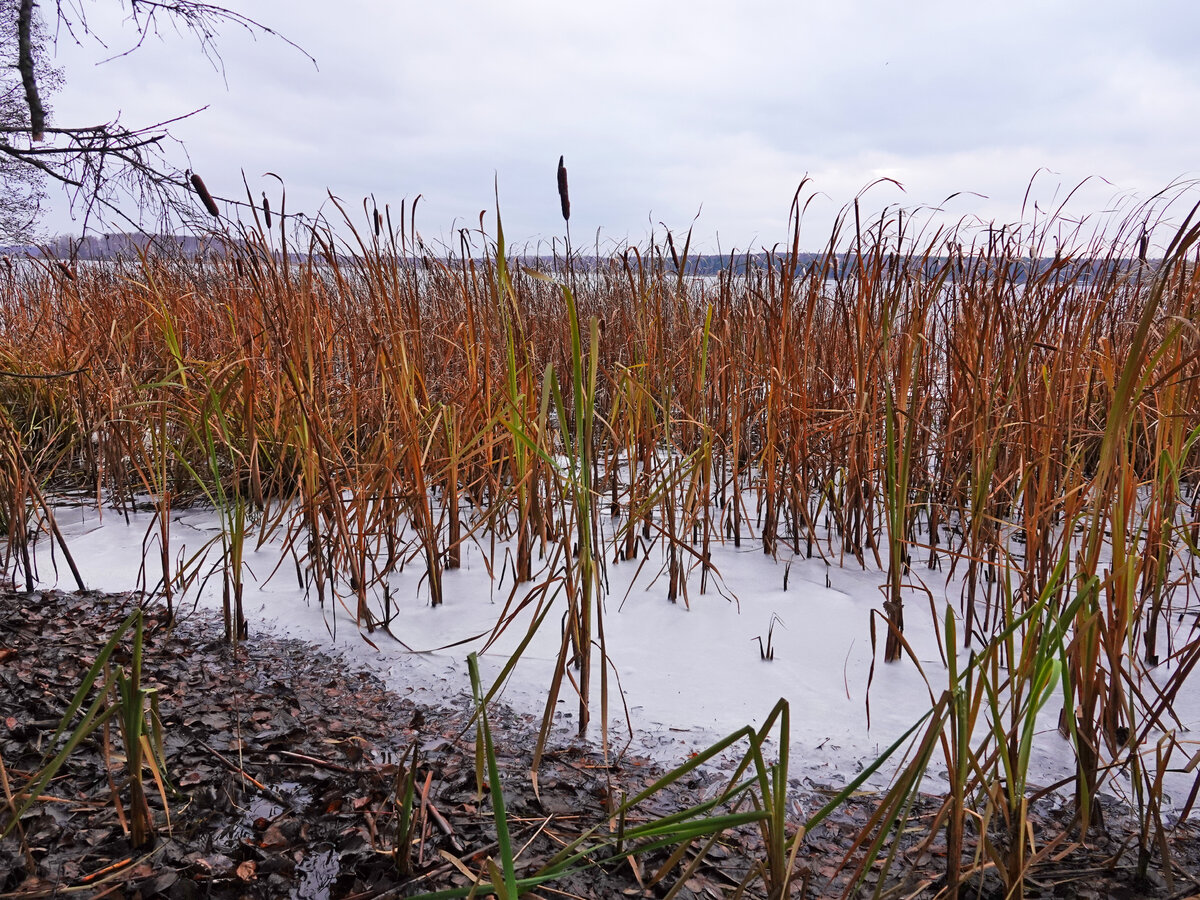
top-left (30, 499), bottom-right (1200, 818)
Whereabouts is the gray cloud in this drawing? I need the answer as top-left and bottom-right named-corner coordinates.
top-left (38, 0), bottom-right (1200, 251)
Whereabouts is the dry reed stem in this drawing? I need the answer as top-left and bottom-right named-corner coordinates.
top-left (1, 195), bottom-right (1198, 876)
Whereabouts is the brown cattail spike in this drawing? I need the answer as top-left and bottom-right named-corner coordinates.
top-left (666, 232), bottom-right (680, 271)
top-left (262, 192), bottom-right (272, 229)
top-left (191, 173), bottom-right (221, 218)
top-left (557, 155), bottom-right (570, 222)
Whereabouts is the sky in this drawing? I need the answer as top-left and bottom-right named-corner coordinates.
top-left (36, 0), bottom-right (1200, 254)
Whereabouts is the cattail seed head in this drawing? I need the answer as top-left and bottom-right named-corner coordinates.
top-left (262, 192), bottom-right (272, 229)
top-left (666, 232), bottom-right (680, 271)
top-left (557, 155), bottom-right (570, 222)
top-left (190, 172), bottom-right (221, 218)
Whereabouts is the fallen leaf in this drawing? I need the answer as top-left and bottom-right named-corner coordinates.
top-left (194, 854), bottom-right (235, 878)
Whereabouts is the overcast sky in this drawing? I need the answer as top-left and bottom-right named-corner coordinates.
top-left (40, 0), bottom-right (1200, 253)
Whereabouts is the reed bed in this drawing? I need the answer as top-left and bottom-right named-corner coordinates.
top-left (2, 190), bottom-right (1199, 895)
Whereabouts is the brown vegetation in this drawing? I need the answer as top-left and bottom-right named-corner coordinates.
top-left (1, 187), bottom-right (1198, 896)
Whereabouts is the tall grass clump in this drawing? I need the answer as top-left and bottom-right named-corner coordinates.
top-left (1, 178), bottom-right (1198, 892)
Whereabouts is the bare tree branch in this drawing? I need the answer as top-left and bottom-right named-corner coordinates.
top-left (58, 1), bottom-right (316, 77)
top-left (0, 2), bottom-right (312, 244)
top-left (16, 0), bottom-right (42, 140)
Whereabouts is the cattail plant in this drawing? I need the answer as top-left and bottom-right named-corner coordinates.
top-left (0, 179), bottom-right (1198, 894)
top-left (557, 154), bottom-right (574, 288)
top-left (190, 171), bottom-right (221, 218)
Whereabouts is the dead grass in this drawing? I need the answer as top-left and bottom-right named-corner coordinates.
top-left (1, 186), bottom-right (1198, 896)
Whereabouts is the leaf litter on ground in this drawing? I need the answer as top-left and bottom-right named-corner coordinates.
top-left (0, 587), bottom-right (781, 898)
top-left (2, 587), bottom-right (1199, 899)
